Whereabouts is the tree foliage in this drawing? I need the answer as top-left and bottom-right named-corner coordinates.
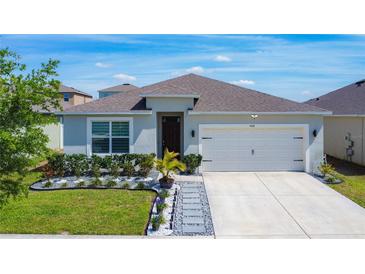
top-left (0, 48), bottom-right (61, 207)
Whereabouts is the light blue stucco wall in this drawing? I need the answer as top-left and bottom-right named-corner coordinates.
top-left (63, 97), bottom-right (324, 172)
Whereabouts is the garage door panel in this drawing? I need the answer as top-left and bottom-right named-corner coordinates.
top-left (200, 126), bottom-right (305, 172)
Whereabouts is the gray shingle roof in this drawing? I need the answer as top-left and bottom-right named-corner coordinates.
top-left (63, 74), bottom-right (327, 114)
top-left (99, 84), bottom-right (139, 92)
top-left (60, 84), bottom-right (93, 98)
top-left (306, 80), bottom-right (365, 115)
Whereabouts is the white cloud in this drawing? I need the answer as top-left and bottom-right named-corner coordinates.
top-left (301, 90), bottom-right (314, 96)
top-left (113, 73), bottom-right (136, 82)
top-left (95, 62), bottom-right (112, 68)
top-left (231, 79), bottom-right (255, 86)
top-left (214, 55), bottom-right (231, 62)
top-left (186, 66), bottom-right (205, 74)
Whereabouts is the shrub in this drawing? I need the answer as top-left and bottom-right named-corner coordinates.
top-left (318, 163), bottom-right (335, 177)
top-left (42, 164), bottom-right (54, 182)
top-left (43, 181), bottom-right (52, 188)
top-left (47, 152), bottom-right (66, 177)
top-left (110, 162), bottom-right (120, 178)
top-left (138, 154), bottom-right (155, 177)
top-left (105, 180), bottom-right (117, 187)
top-left (102, 155), bottom-right (113, 169)
top-left (155, 148), bottom-right (186, 181)
top-left (123, 162), bottom-right (135, 178)
top-left (90, 155), bottom-right (104, 169)
top-left (65, 154), bottom-right (88, 177)
top-left (182, 154), bottom-right (202, 174)
top-left (60, 182), bottom-right (68, 188)
top-left (135, 181), bottom-right (145, 190)
top-left (76, 180), bottom-right (86, 187)
top-left (156, 202), bottom-right (167, 213)
top-left (91, 162), bottom-right (101, 179)
top-left (159, 190), bottom-right (169, 199)
top-left (89, 179), bottom-right (102, 187)
top-left (151, 214), bottom-right (166, 231)
top-left (121, 182), bottom-right (130, 189)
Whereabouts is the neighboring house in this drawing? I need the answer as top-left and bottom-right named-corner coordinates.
top-left (306, 79), bottom-right (365, 166)
top-left (60, 74), bottom-right (329, 173)
top-left (98, 83), bottom-right (138, 98)
top-left (42, 84), bottom-right (93, 150)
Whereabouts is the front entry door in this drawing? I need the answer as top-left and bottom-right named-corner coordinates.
top-left (162, 116), bottom-right (181, 157)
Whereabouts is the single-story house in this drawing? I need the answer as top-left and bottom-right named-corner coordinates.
top-left (60, 74), bottom-right (330, 173)
top-left (98, 83), bottom-right (139, 98)
top-left (306, 79), bottom-right (365, 166)
top-left (40, 84), bottom-right (93, 150)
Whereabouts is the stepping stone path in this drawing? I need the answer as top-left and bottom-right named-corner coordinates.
top-left (172, 179), bottom-right (214, 236)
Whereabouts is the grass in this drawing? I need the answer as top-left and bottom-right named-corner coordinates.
top-left (0, 172), bottom-right (156, 235)
top-left (328, 156), bottom-right (365, 209)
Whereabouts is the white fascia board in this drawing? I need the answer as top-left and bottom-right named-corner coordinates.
top-left (188, 111), bottom-right (332, 116)
top-left (140, 94), bottom-right (200, 98)
top-left (57, 111), bottom-right (152, 115)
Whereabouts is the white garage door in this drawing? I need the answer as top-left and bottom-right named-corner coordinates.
top-left (200, 125), bottom-right (305, 172)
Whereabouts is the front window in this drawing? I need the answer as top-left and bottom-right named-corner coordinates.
top-left (91, 121), bottom-right (130, 154)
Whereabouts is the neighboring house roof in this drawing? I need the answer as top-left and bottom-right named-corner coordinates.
top-left (99, 83), bottom-right (139, 92)
top-left (35, 84), bottom-right (91, 113)
top-left (306, 79), bottom-right (365, 115)
top-left (62, 74), bottom-right (328, 114)
top-left (60, 84), bottom-right (93, 98)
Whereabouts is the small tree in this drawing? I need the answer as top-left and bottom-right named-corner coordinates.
top-left (0, 48), bottom-right (61, 208)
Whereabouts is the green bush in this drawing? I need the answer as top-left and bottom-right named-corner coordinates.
top-left (90, 155), bottom-right (104, 169)
top-left (105, 180), bottom-right (117, 187)
top-left (151, 214), bottom-right (166, 231)
top-left (89, 178), bottom-right (102, 187)
top-left (110, 162), bottom-right (120, 178)
top-left (47, 152), bottom-right (66, 177)
top-left (182, 154), bottom-right (202, 174)
top-left (65, 154), bottom-right (88, 177)
top-left (135, 181), bottom-right (145, 190)
top-left (138, 154), bottom-right (155, 177)
top-left (123, 162), bottom-right (135, 178)
top-left (159, 190), bottom-right (169, 199)
top-left (318, 163), bottom-right (335, 177)
top-left (43, 181), bottom-right (52, 188)
top-left (102, 155), bottom-right (113, 169)
top-left (76, 180), bottom-right (86, 187)
top-left (121, 182), bottom-right (130, 189)
top-left (156, 203), bottom-right (167, 213)
top-left (60, 182), bottom-right (68, 188)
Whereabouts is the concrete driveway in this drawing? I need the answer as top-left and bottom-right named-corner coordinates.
top-left (204, 172), bottom-right (365, 238)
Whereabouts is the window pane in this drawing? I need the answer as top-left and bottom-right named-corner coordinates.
top-left (92, 138), bottom-right (109, 153)
top-left (112, 122), bottom-right (129, 136)
top-left (112, 138), bottom-right (129, 153)
top-left (92, 122), bottom-right (109, 136)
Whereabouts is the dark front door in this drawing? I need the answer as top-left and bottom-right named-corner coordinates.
top-left (162, 116), bottom-right (181, 157)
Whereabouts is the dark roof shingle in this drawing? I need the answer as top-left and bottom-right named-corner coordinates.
top-left (99, 84), bottom-right (139, 92)
top-left (60, 84), bottom-right (93, 98)
top-left (306, 80), bottom-right (365, 115)
top-left (63, 74), bottom-right (327, 114)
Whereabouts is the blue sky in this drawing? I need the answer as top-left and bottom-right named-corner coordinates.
top-left (1, 34), bottom-right (365, 101)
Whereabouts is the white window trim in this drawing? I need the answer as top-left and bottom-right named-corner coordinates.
top-left (86, 117), bottom-right (134, 157)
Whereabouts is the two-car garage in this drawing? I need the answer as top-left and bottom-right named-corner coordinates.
top-left (199, 124), bottom-right (308, 172)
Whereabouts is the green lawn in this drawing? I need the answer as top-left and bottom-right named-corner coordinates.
top-left (0, 172), bottom-right (156, 235)
top-left (328, 157), bottom-right (365, 209)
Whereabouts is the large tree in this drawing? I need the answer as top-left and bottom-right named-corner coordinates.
top-left (0, 48), bottom-right (61, 207)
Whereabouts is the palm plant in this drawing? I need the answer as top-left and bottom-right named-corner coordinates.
top-left (155, 148), bottom-right (186, 188)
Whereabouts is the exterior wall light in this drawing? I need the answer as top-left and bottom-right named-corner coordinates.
top-left (251, 114), bottom-right (258, 119)
top-left (313, 129), bottom-right (317, 137)
top-left (191, 130), bottom-right (195, 138)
